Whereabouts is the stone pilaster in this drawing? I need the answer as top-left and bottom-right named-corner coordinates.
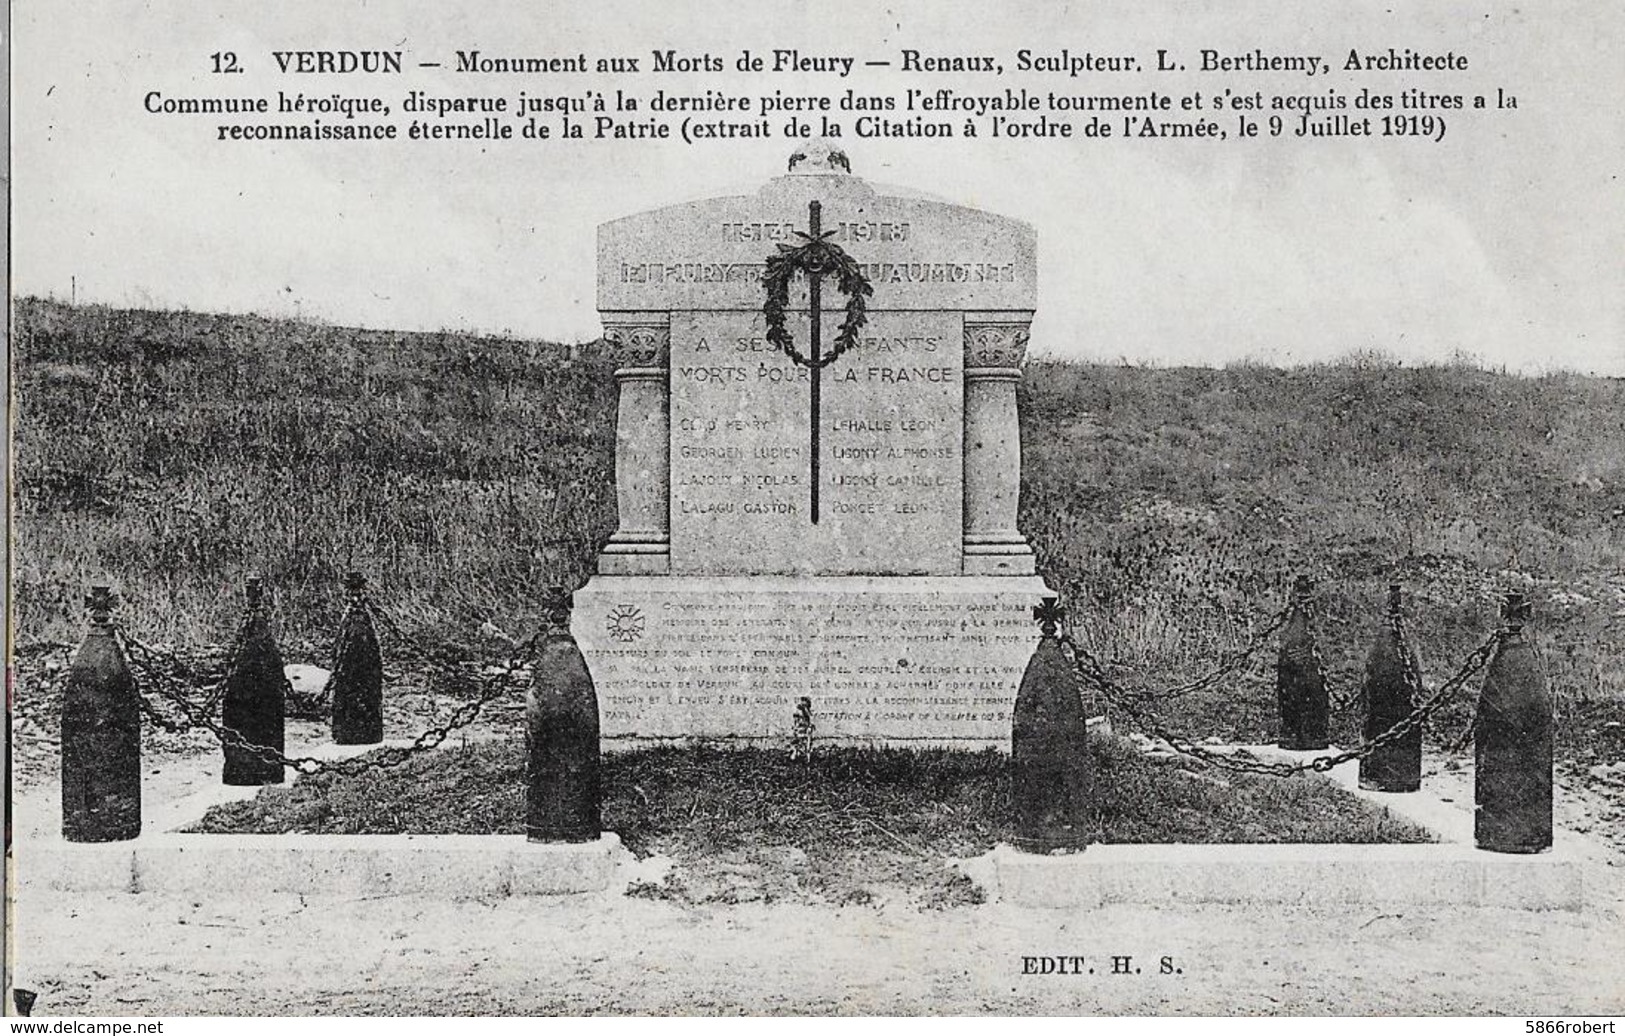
top-left (599, 315), bottom-right (670, 575)
top-left (962, 316), bottom-right (1036, 575)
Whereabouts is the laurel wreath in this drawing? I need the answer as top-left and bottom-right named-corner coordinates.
top-left (762, 231), bottom-right (873, 369)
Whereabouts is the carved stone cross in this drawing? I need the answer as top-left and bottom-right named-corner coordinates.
top-left (801, 199), bottom-right (827, 523)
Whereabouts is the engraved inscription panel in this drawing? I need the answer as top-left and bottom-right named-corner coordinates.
top-left (574, 580), bottom-right (1044, 743)
top-left (669, 309), bottom-right (963, 575)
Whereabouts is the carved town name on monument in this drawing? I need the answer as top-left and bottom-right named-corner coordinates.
top-left (572, 145), bottom-right (1052, 744)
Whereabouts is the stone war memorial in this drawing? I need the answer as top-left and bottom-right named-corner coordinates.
top-left (572, 143), bottom-right (1051, 745)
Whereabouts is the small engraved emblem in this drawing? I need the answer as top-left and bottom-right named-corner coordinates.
top-left (605, 603), bottom-right (646, 643)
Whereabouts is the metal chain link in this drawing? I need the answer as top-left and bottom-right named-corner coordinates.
top-left (1324, 672), bottom-right (1362, 713)
top-left (1153, 605), bottom-right (1296, 702)
top-left (1445, 714), bottom-right (1478, 754)
top-left (115, 633), bottom-right (226, 735)
top-left (1072, 604), bottom-right (1294, 709)
top-left (1287, 599), bottom-right (1438, 718)
top-left (109, 578), bottom-right (1502, 782)
top-left (116, 599), bottom-right (538, 777)
top-left (1316, 605), bottom-right (1432, 724)
top-left (1306, 605), bottom-right (1363, 713)
top-left (1392, 612), bottom-right (1433, 736)
top-left (1059, 613), bottom-right (1506, 777)
top-left (1316, 630), bottom-right (1362, 713)
top-left (361, 595), bottom-right (539, 684)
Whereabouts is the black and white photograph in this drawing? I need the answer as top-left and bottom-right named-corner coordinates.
top-left (5, 0), bottom-right (1624, 1020)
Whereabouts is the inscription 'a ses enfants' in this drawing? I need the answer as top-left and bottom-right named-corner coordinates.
top-left (708, 333), bottom-right (942, 354)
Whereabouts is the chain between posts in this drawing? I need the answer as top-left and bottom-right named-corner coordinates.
top-left (119, 605), bottom-right (291, 730)
top-left (1058, 611), bottom-right (1508, 778)
top-left (107, 579), bottom-right (1503, 780)
top-left (1072, 605), bottom-right (1296, 708)
top-left (1313, 617), bottom-right (1364, 713)
top-left (1151, 605), bottom-right (1296, 701)
top-left (1288, 598), bottom-right (1437, 719)
top-left (115, 595), bottom-right (537, 777)
top-left (1391, 608), bottom-right (1435, 736)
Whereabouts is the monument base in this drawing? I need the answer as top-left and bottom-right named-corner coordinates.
top-left (962, 536), bottom-right (1038, 576)
top-left (572, 575), bottom-right (1053, 748)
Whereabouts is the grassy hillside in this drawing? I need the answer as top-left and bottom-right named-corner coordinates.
top-left (1019, 356), bottom-right (1625, 743)
top-left (13, 298), bottom-right (618, 654)
top-left (13, 298), bottom-right (1624, 748)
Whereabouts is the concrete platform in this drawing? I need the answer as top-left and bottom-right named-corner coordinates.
top-left (963, 841), bottom-right (1588, 911)
top-left (13, 731), bottom-right (629, 900)
top-left (19, 833), bottom-right (631, 899)
top-left (961, 742), bottom-right (1609, 912)
top-left (15, 737), bottom-right (1609, 910)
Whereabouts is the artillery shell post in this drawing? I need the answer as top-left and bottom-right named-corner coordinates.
top-left (330, 571), bottom-right (384, 746)
top-left (526, 587), bottom-right (602, 843)
top-left (221, 576), bottom-right (287, 786)
top-left (61, 585), bottom-right (142, 842)
top-left (1474, 592), bottom-right (1553, 853)
top-left (1010, 597), bottom-right (1093, 854)
top-left (1276, 575), bottom-right (1330, 751)
top-left (1358, 584), bottom-right (1424, 792)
